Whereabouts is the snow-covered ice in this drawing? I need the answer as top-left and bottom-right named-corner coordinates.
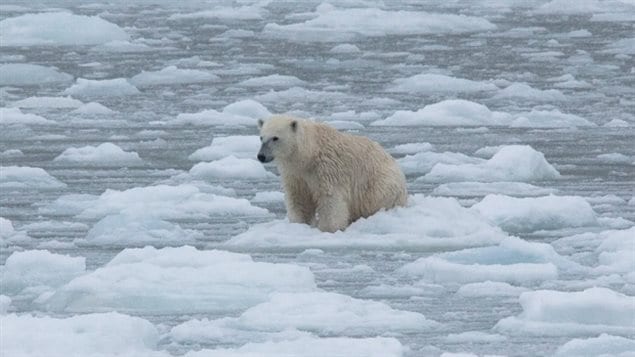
top-left (0, 64), bottom-right (72, 86)
top-left (130, 66), bottom-right (219, 88)
top-left (53, 143), bottom-right (143, 166)
top-left (189, 136), bottom-right (260, 161)
top-left (63, 78), bottom-right (140, 98)
top-left (1, 166), bottom-right (66, 189)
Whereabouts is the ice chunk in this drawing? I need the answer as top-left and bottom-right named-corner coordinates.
top-left (0, 12), bottom-right (129, 46)
top-left (535, 0), bottom-right (635, 15)
top-left (445, 331), bottom-right (507, 343)
top-left (1, 312), bottom-right (163, 357)
top-left (75, 213), bottom-right (203, 247)
top-left (510, 109), bottom-right (595, 128)
top-left (189, 136), bottom-right (260, 161)
top-left (399, 236), bottom-right (582, 284)
top-left (597, 153), bottom-right (633, 164)
top-left (603, 37), bottom-right (635, 55)
top-left (53, 143), bottom-right (143, 166)
top-left (252, 191), bottom-right (285, 203)
top-left (493, 83), bottom-right (566, 102)
top-left (472, 194), bottom-right (598, 233)
top-left (187, 156), bottom-right (274, 180)
top-left (433, 182), bottom-right (556, 197)
top-left (63, 78), bottom-right (140, 98)
top-left (55, 184), bottom-right (268, 220)
top-left (0, 217), bottom-right (32, 247)
top-left (330, 44), bottom-right (361, 54)
top-left (172, 291), bottom-right (436, 340)
top-left (0, 64), bottom-right (72, 86)
top-left (226, 195), bottom-right (507, 250)
top-left (389, 142), bottom-right (434, 155)
top-left (495, 288), bottom-right (635, 336)
top-left (255, 87), bottom-right (352, 104)
top-left (91, 40), bottom-right (152, 53)
top-left (456, 281), bottom-right (529, 297)
top-left (388, 74), bottom-right (498, 94)
top-left (181, 336), bottom-right (404, 357)
top-left (555, 334), bottom-right (635, 357)
top-left (399, 151), bottom-right (483, 175)
top-left (130, 66), bottom-right (219, 87)
top-left (172, 99), bottom-right (270, 126)
top-left (423, 145), bottom-right (560, 183)
top-left (372, 100), bottom-right (510, 127)
top-left (44, 246), bottom-right (316, 313)
top-left (604, 119), bottom-right (630, 127)
top-left (0, 107), bottom-right (53, 125)
top-left (593, 227), bottom-right (635, 275)
top-left (0, 295), bottom-right (11, 314)
top-left (237, 74), bottom-right (306, 88)
top-left (169, 4), bottom-right (265, 20)
top-left (0, 149), bottom-right (23, 159)
top-left (263, 6), bottom-right (496, 42)
top-left (71, 102), bottom-right (115, 115)
top-left (10, 96), bottom-right (82, 109)
top-left (0, 166), bottom-right (66, 189)
top-left (1, 250), bottom-right (85, 294)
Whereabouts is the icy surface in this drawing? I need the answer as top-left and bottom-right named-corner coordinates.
top-left (2, 1), bottom-right (634, 356)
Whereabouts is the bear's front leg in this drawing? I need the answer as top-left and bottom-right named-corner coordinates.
top-left (284, 178), bottom-right (316, 225)
top-left (317, 194), bottom-right (349, 233)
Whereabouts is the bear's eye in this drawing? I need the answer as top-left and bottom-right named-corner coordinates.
top-left (272, 136), bottom-right (279, 142)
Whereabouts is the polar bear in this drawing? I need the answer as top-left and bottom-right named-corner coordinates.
top-left (257, 115), bottom-right (407, 232)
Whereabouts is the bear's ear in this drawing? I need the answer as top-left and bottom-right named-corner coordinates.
top-left (257, 119), bottom-right (264, 128)
top-left (290, 120), bottom-right (297, 132)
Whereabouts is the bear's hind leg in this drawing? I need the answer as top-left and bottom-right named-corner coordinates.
top-left (284, 178), bottom-right (316, 224)
top-left (317, 194), bottom-right (349, 233)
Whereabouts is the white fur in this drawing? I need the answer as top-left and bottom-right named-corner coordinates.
top-left (259, 115), bottom-right (407, 232)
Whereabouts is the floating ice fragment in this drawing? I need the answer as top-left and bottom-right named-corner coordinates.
top-left (53, 143), bottom-right (143, 166)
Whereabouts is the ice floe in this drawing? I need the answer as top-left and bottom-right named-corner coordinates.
top-left (555, 334), bottom-right (635, 357)
top-left (53, 143), bottom-right (143, 166)
top-left (0, 64), bottom-right (72, 86)
top-left (0, 12), bottom-right (129, 46)
top-left (71, 102), bottom-right (115, 115)
top-left (10, 96), bottom-right (82, 109)
top-left (186, 156), bottom-right (274, 180)
top-left (0, 107), bottom-right (53, 125)
top-left (493, 82), bottom-right (566, 102)
top-left (455, 281), bottom-right (529, 297)
top-left (495, 287), bottom-right (635, 336)
top-left (63, 78), bottom-right (140, 98)
top-left (398, 151), bottom-right (483, 176)
top-left (237, 74), bottom-right (306, 88)
top-left (225, 195), bottom-right (507, 250)
top-left (422, 145), bottom-right (560, 183)
top-left (509, 109), bottom-right (596, 128)
top-left (399, 236), bottom-right (583, 284)
top-left (433, 182), bottom-right (557, 197)
top-left (388, 74), bottom-right (498, 94)
top-left (43, 246), bottom-right (316, 313)
top-left (472, 194), bottom-right (598, 233)
top-left (130, 66), bottom-right (219, 87)
top-left (0, 166), bottom-right (66, 189)
top-left (263, 5), bottom-right (496, 42)
top-left (171, 99), bottom-right (270, 126)
top-left (189, 135), bottom-right (260, 161)
top-left (372, 100), bottom-right (509, 127)
top-left (0, 217), bottom-right (32, 247)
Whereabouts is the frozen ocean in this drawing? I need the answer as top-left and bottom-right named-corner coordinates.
top-left (1, 0), bottom-right (634, 356)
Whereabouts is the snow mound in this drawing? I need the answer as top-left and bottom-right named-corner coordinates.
top-left (1, 312), bottom-right (162, 357)
top-left (493, 83), bottom-right (566, 102)
top-left (399, 236), bottom-right (582, 284)
top-left (423, 145), bottom-right (560, 183)
top-left (10, 96), bottom-right (82, 109)
top-left (189, 136), bottom-right (260, 161)
top-left (495, 288), bottom-right (635, 336)
top-left (372, 100), bottom-right (509, 127)
top-left (238, 74), bottom-right (306, 88)
top-left (0, 64), bottom-right (72, 86)
top-left (472, 194), bottom-right (598, 233)
top-left (182, 336), bottom-right (404, 357)
top-left (0, 166), bottom-right (66, 189)
top-left (388, 74), bottom-right (498, 94)
top-left (53, 143), bottom-right (143, 166)
top-left (172, 99), bottom-right (270, 126)
top-left (555, 334), bottom-right (635, 357)
top-left (225, 195), bottom-right (507, 250)
top-left (510, 109), bottom-right (595, 128)
top-left (44, 246), bottom-right (316, 314)
top-left (263, 6), bottom-right (496, 42)
top-left (48, 184), bottom-right (267, 220)
top-left (433, 182), bottom-right (556, 197)
top-left (76, 213), bottom-right (203, 247)
top-left (188, 156), bottom-right (274, 180)
top-left (172, 291), bottom-right (436, 341)
top-left (0, 107), bottom-right (53, 125)
top-left (130, 66), bottom-right (219, 87)
top-left (1, 250), bottom-right (85, 295)
top-left (0, 12), bottom-right (129, 46)
top-left (398, 151), bottom-right (483, 175)
top-left (63, 78), bottom-right (140, 98)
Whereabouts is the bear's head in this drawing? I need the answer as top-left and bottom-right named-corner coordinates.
top-left (257, 115), bottom-right (299, 163)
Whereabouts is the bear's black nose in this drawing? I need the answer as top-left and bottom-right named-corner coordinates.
top-left (257, 154), bottom-right (266, 162)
